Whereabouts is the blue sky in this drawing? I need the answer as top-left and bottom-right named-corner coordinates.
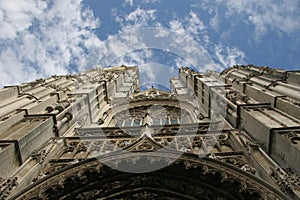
top-left (0, 0), bottom-right (299, 88)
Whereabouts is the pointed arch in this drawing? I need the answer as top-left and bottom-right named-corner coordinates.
top-left (10, 149), bottom-right (288, 200)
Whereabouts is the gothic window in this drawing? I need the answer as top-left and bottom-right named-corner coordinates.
top-left (124, 119), bottom-right (132, 127)
top-left (181, 116), bottom-right (187, 123)
top-left (153, 118), bottom-right (160, 125)
top-left (133, 119), bottom-right (141, 126)
top-left (162, 118), bottom-right (168, 125)
top-left (170, 117), bottom-right (178, 124)
top-left (115, 120), bottom-right (122, 127)
top-left (110, 105), bottom-right (192, 127)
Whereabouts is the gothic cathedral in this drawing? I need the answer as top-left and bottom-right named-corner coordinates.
top-left (0, 65), bottom-right (299, 199)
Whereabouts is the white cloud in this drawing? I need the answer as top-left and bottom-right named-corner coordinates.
top-left (169, 11), bottom-right (207, 37)
top-left (139, 63), bottom-right (156, 82)
top-left (85, 5), bottom-right (245, 91)
top-left (124, 0), bottom-right (160, 6)
top-left (113, 7), bottom-right (157, 30)
top-left (167, 9), bottom-right (246, 69)
top-left (125, 0), bottom-right (134, 6)
top-left (187, 11), bottom-right (206, 34)
top-left (127, 7), bottom-right (156, 23)
top-left (0, 48), bottom-right (36, 86)
top-left (109, 7), bottom-right (244, 75)
top-left (139, 63), bottom-right (176, 89)
top-left (215, 44), bottom-right (246, 68)
top-left (0, 0), bottom-right (47, 39)
top-left (142, 0), bottom-right (160, 3)
top-left (0, 0), bottom-right (101, 87)
top-left (209, 10), bottom-right (220, 31)
top-left (169, 20), bottom-right (186, 35)
top-left (213, 0), bottom-right (300, 39)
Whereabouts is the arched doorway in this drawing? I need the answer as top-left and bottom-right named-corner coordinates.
top-left (10, 150), bottom-right (288, 200)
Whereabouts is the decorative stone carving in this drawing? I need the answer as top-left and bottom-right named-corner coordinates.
top-left (10, 152), bottom-right (290, 200)
top-left (282, 130), bottom-right (300, 146)
top-left (133, 191), bottom-right (158, 199)
top-left (0, 177), bottom-right (18, 200)
top-left (271, 167), bottom-right (300, 195)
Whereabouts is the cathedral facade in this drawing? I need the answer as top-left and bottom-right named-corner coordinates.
top-left (0, 65), bottom-right (299, 199)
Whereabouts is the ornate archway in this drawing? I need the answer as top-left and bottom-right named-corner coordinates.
top-left (10, 149), bottom-right (288, 200)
